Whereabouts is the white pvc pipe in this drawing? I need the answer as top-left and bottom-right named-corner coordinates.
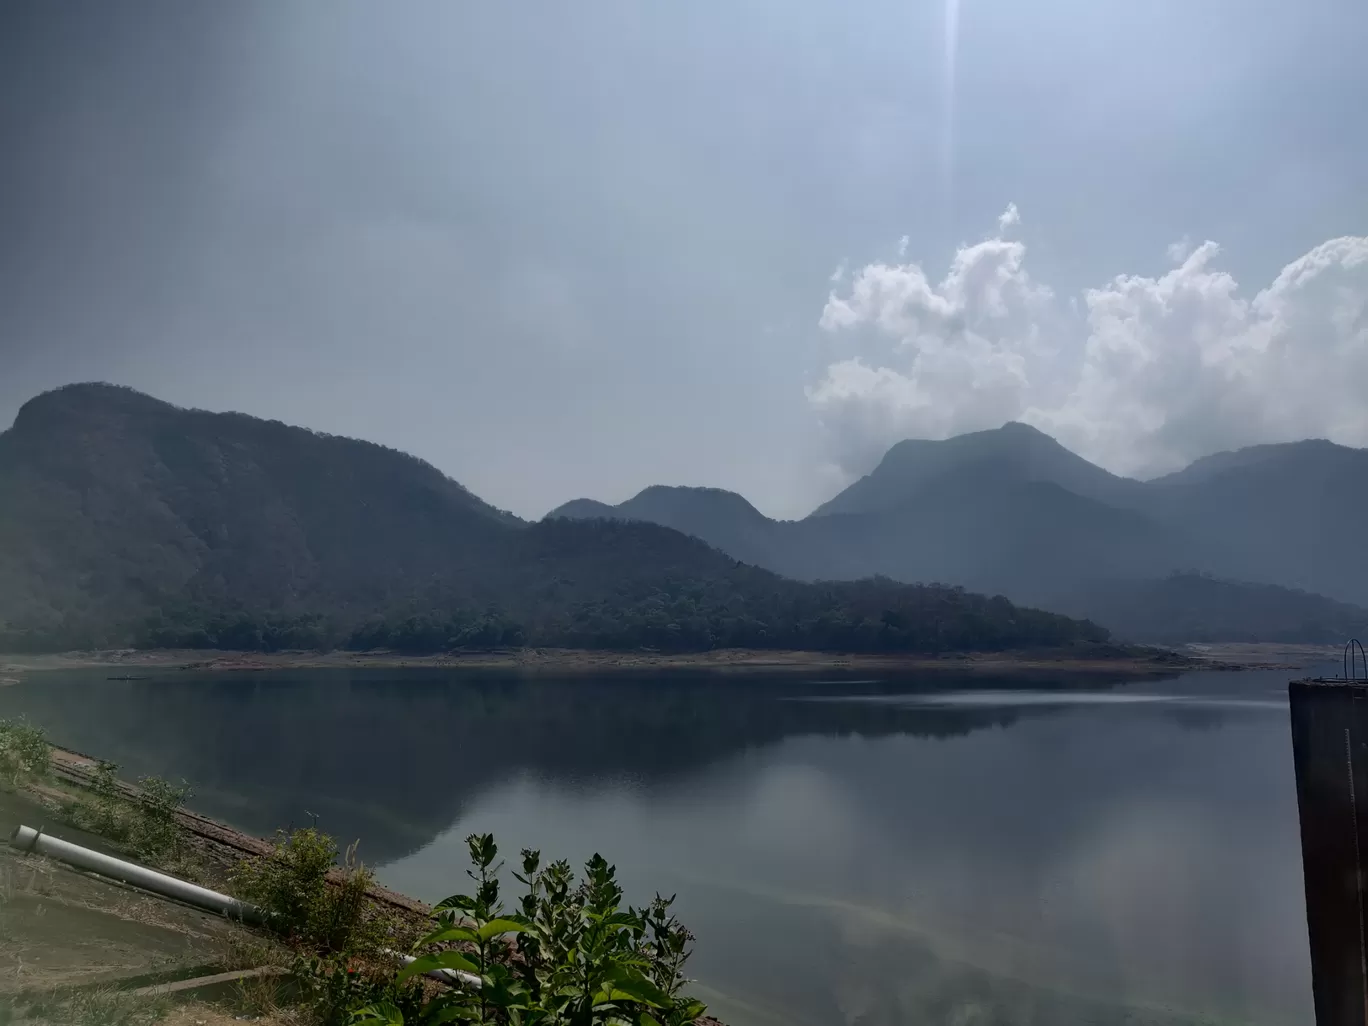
top-left (10, 823), bottom-right (481, 989)
top-left (9, 824), bottom-right (267, 925)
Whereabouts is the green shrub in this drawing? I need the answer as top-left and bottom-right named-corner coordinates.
top-left (88, 760), bottom-right (128, 838)
top-left (294, 951), bottom-right (428, 1026)
top-left (232, 827), bottom-right (378, 954)
top-left (127, 774), bottom-right (192, 862)
top-left (59, 761), bottom-right (192, 869)
top-left (351, 833), bottom-right (707, 1026)
top-left (0, 717), bottom-right (50, 789)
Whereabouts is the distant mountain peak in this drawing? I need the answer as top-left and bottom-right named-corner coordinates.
top-left (26, 381), bottom-right (150, 402)
top-left (548, 484), bottom-right (769, 524)
top-left (814, 422), bottom-right (1140, 518)
top-left (878, 421), bottom-right (1060, 463)
top-left (545, 497), bottom-right (618, 520)
top-left (2, 381), bottom-right (517, 528)
top-left (637, 483), bottom-right (734, 495)
top-left (9, 381), bottom-right (175, 433)
top-left (1150, 436), bottom-right (1363, 487)
top-left (628, 484), bottom-right (768, 520)
top-left (999, 420), bottom-right (1048, 435)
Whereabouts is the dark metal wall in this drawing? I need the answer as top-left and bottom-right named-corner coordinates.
top-left (1290, 679), bottom-right (1368, 1026)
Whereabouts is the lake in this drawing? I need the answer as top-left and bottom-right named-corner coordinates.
top-left (0, 665), bottom-right (1314, 1026)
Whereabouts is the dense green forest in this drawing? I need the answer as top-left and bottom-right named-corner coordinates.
top-left (0, 385), bottom-right (1108, 655)
top-left (1, 569), bottom-right (1106, 656)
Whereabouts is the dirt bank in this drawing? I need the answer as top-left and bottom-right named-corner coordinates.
top-left (10, 752), bottom-right (728, 1025)
top-left (0, 790), bottom-right (239, 1000)
top-left (0, 643), bottom-right (1241, 676)
top-left (27, 744), bottom-right (432, 924)
top-left (1180, 641), bottom-right (1342, 668)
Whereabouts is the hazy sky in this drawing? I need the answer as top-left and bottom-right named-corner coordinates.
top-left (2, 0), bottom-right (1366, 519)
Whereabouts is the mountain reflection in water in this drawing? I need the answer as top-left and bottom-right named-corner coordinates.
top-left (0, 666), bottom-right (1311, 1026)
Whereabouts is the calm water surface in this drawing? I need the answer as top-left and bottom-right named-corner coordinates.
top-left (0, 666), bottom-right (1313, 1026)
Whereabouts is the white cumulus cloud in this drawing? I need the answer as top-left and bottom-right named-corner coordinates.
top-left (811, 207), bottom-right (1368, 478)
top-left (1165, 236), bottom-right (1193, 263)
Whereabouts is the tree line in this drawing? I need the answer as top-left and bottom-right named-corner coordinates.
top-left (0, 576), bottom-right (1109, 655)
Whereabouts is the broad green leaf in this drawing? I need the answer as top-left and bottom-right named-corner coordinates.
top-left (484, 961), bottom-right (513, 983)
top-left (415, 923), bottom-right (479, 948)
top-left (424, 1003), bottom-right (478, 1026)
top-left (348, 1003), bottom-right (406, 1026)
top-left (637, 1015), bottom-right (662, 1026)
top-left (434, 893), bottom-right (478, 913)
top-left (477, 917), bottom-right (531, 942)
top-left (396, 950), bottom-right (478, 983)
top-left (605, 967), bottom-right (671, 1008)
top-left (678, 999), bottom-right (708, 1020)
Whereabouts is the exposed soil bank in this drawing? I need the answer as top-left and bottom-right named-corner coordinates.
top-left (0, 790), bottom-right (239, 999)
top-left (11, 749), bottom-right (728, 1026)
top-left (0, 643), bottom-right (1248, 676)
top-left (1181, 641), bottom-right (1342, 668)
top-left (29, 745), bottom-right (432, 923)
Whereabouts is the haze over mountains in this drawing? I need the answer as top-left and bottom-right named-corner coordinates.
top-left (550, 422), bottom-right (1368, 643)
top-left (0, 384), bottom-right (1105, 654)
top-left (0, 382), bottom-right (1362, 651)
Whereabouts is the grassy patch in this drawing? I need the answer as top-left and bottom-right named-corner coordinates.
top-left (0, 718), bottom-right (50, 790)
top-left (54, 760), bottom-right (199, 875)
top-left (1, 986), bottom-right (171, 1026)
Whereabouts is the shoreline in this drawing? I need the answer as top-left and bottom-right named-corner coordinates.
top-left (0, 643), bottom-right (1287, 676)
top-left (27, 743), bottom-right (435, 921)
top-left (16, 745), bottom-right (728, 1024)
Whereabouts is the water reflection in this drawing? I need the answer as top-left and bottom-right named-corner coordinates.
top-left (0, 667), bottom-right (1310, 1026)
top-left (0, 669), bottom-right (1088, 864)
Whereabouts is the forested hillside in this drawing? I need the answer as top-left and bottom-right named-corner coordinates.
top-left (550, 424), bottom-right (1368, 642)
top-left (0, 384), bottom-right (1108, 654)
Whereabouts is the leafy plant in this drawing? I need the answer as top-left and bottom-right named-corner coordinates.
top-left (89, 760), bottom-right (126, 837)
top-left (296, 951), bottom-right (428, 1026)
top-left (351, 833), bottom-right (707, 1026)
top-left (0, 717), bottom-right (49, 789)
top-left (60, 761), bottom-right (192, 869)
top-left (232, 827), bottom-right (379, 954)
top-left (127, 773), bottom-right (192, 862)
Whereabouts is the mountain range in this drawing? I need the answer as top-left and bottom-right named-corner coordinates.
top-left (549, 422), bottom-right (1368, 643)
top-left (0, 384), bottom-right (1106, 654)
top-left (1, 382), bottom-right (1363, 651)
